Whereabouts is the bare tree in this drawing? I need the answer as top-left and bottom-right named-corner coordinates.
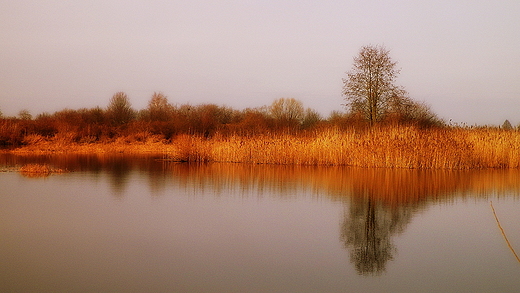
top-left (269, 98), bottom-right (305, 131)
top-left (146, 92), bottom-right (174, 122)
top-left (269, 98), bottom-right (304, 123)
top-left (343, 45), bottom-right (406, 125)
top-left (387, 95), bottom-right (443, 126)
top-left (106, 92), bottom-right (135, 126)
top-left (18, 109), bottom-right (32, 120)
top-left (301, 108), bottom-right (321, 129)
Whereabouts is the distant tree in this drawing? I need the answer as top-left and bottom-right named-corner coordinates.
top-left (408, 101), bottom-right (443, 126)
top-left (33, 112), bottom-right (57, 137)
top-left (343, 45), bottom-right (406, 125)
top-left (301, 108), bottom-right (321, 129)
top-left (326, 110), bottom-right (355, 129)
top-left (80, 107), bottom-right (105, 125)
top-left (386, 95), bottom-right (443, 126)
top-left (145, 92), bottom-right (174, 122)
top-left (327, 110), bottom-right (344, 121)
top-left (502, 119), bottom-right (513, 130)
top-left (231, 107), bottom-right (271, 136)
top-left (196, 104), bottom-right (236, 137)
top-left (196, 104), bottom-right (221, 137)
top-left (18, 109), bottom-right (32, 120)
top-left (269, 98), bottom-right (304, 129)
top-left (36, 112), bottom-right (51, 120)
top-left (53, 109), bottom-right (80, 131)
top-left (106, 92), bottom-right (135, 126)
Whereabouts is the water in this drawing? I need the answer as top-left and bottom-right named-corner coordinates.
top-left (1, 154), bottom-right (519, 292)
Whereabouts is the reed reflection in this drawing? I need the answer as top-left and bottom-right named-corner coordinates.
top-left (135, 161), bottom-right (520, 276)
top-left (105, 156), bottom-right (133, 195)
top-left (2, 154), bottom-right (520, 275)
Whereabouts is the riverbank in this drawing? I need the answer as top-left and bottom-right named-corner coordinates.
top-left (5, 138), bottom-right (176, 155)
top-left (4, 126), bottom-right (520, 169)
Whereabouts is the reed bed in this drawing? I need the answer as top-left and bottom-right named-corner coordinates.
top-left (169, 126), bottom-right (520, 169)
top-left (7, 125), bottom-right (520, 169)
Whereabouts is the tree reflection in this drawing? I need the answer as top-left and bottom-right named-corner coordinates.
top-left (340, 194), bottom-right (414, 275)
top-left (106, 156), bottom-right (132, 196)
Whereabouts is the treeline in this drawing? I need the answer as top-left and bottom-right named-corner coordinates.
top-left (1, 92), bottom-right (443, 146)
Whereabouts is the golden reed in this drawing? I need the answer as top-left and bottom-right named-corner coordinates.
top-left (169, 126), bottom-right (520, 169)
top-left (8, 125), bottom-right (520, 169)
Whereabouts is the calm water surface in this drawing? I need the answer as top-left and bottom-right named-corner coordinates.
top-left (1, 154), bottom-right (519, 292)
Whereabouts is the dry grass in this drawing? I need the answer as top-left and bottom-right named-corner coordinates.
top-left (6, 125), bottom-right (520, 169)
top-left (168, 126), bottom-right (520, 169)
top-left (8, 134), bottom-right (176, 155)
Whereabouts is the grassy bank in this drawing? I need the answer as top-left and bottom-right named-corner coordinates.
top-left (5, 126), bottom-right (520, 169)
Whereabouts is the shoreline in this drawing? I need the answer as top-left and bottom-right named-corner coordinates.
top-left (2, 141), bottom-right (176, 155)
top-left (3, 126), bottom-right (520, 169)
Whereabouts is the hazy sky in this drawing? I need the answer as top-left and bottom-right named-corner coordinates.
top-left (1, 0), bottom-right (519, 125)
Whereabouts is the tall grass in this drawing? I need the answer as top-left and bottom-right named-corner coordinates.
top-left (169, 126), bottom-right (520, 169)
top-left (7, 125), bottom-right (520, 169)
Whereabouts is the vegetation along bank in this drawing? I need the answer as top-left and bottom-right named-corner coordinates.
top-left (2, 45), bottom-right (518, 169)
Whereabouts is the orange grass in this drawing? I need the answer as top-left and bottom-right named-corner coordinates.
top-left (9, 134), bottom-right (176, 155)
top-left (7, 125), bottom-right (520, 169)
top-left (169, 126), bottom-right (520, 169)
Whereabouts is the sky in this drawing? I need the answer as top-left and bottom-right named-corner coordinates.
top-left (1, 0), bottom-right (519, 126)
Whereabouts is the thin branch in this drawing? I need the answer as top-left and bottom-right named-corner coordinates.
top-left (490, 201), bottom-right (520, 263)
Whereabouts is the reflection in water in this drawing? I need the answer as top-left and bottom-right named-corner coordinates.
top-left (3, 153), bottom-right (520, 201)
top-left (2, 154), bottom-right (520, 276)
top-left (105, 156), bottom-right (133, 195)
top-left (341, 196), bottom-right (414, 275)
